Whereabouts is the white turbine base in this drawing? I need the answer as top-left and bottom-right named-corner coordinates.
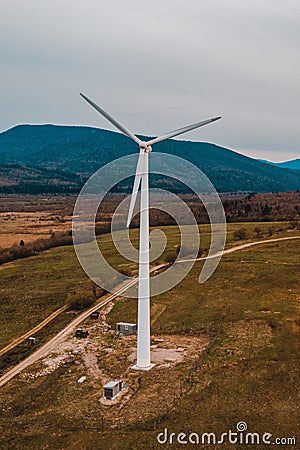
top-left (131, 363), bottom-right (156, 372)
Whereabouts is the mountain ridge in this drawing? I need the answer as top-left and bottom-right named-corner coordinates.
top-left (0, 124), bottom-right (300, 193)
top-left (258, 158), bottom-right (300, 170)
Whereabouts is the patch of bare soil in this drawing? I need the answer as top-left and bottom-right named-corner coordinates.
top-left (97, 334), bottom-right (210, 426)
top-left (20, 303), bottom-right (114, 384)
top-left (17, 301), bottom-right (211, 428)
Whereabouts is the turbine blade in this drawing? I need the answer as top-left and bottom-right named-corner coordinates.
top-left (146, 116), bottom-right (222, 146)
top-left (80, 93), bottom-right (142, 146)
top-left (126, 151), bottom-right (144, 228)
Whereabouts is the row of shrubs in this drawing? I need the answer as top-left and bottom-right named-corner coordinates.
top-left (67, 286), bottom-right (108, 311)
top-left (0, 222), bottom-right (112, 266)
top-left (232, 221), bottom-right (300, 241)
top-left (1, 220), bottom-right (298, 267)
top-left (0, 231), bottom-right (73, 265)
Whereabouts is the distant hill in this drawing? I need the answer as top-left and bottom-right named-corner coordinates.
top-left (259, 158), bottom-right (300, 170)
top-left (0, 124), bottom-right (300, 193)
top-left (0, 162), bottom-right (81, 194)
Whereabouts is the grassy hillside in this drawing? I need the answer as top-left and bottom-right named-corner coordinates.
top-left (1, 124), bottom-right (300, 192)
top-left (0, 227), bottom-right (299, 449)
top-left (0, 221), bottom-right (297, 349)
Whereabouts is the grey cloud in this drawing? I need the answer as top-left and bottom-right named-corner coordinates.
top-left (0, 0), bottom-right (299, 162)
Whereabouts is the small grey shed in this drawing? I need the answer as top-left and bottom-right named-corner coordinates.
top-left (116, 322), bottom-right (137, 334)
top-left (103, 381), bottom-right (123, 400)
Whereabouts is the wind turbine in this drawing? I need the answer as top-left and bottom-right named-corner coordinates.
top-left (80, 93), bottom-right (221, 370)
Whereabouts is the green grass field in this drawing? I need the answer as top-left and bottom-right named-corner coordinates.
top-left (0, 221), bottom-right (296, 348)
top-left (0, 223), bottom-right (299, 449)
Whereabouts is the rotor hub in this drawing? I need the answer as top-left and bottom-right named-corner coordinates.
top-left (140, 143), bottom-right (152, 153)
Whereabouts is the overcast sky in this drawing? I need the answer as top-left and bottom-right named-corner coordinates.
top-left (0, 0), bottom-right (299, 161)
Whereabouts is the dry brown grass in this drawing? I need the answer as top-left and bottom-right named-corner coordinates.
top-left (0, 193), bottom-right (299, 449)
top-left (0, 212), bottom-right (73, 248)
top-left (0, 238), bottom-right (298, 449)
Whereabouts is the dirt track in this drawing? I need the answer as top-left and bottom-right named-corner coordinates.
top-left (181, 235), bottom-right (300, 262)
top-left (0, 305), bottom-right (68, 358)
top-left (0, 264), bottom-right (165, 388)
top-left (0, 235), bottom-right (299, 388)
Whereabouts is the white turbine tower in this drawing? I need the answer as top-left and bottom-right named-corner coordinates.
top-left (80, 93), bottom-right (221, 370)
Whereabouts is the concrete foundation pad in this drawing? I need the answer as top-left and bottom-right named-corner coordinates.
top-left (131, 363), bottom-right (156, 371)
top-left (129, 346), bottom-right (187, 366)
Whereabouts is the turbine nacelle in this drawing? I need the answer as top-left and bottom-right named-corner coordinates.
top-left (140, 143), bottom-right (152, 153)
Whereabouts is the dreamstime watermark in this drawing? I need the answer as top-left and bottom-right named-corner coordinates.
top-left (157, 422), bottom-right (297, 446)
top-left (72, 153), bottom-right (226, 297)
